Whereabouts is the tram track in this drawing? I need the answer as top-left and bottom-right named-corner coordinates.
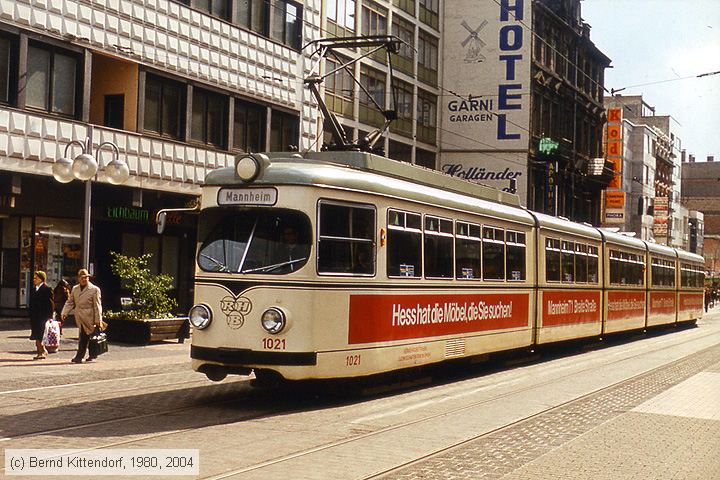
top-left (1, 325), bottom-right (715, 479)
top-left (200, 327), bottom-right (720, 479)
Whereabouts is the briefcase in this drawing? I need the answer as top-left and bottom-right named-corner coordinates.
top-left (89, 329), bottom-right (108, 357)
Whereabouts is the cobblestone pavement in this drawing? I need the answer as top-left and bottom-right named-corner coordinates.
top-left (1, 308), bottom-right (719, 480)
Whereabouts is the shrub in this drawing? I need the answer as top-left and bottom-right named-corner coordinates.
top-left (109, 252), bottom-right (177, 319)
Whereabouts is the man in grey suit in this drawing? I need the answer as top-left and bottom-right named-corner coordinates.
top-left (61, 268), bottom-right (103, 363)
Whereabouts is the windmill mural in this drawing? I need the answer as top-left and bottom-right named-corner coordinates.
top-left (461, 19), bottom-right (488, 63)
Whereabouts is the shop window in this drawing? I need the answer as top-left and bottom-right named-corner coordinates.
top-left (144, 74), bottom-right (185, 140)
top-left (233, 99), bottom-right (265, 153)
top-left (545, 237), bottom-right (561, 282)
top-left (326, 0), bottom-right (356, 37)
top-left (416, 89), bottom-right (437, 144)
top-left (456, 221), bottom-right (481, 280)
top-left (26, 44), bottom-right (79, 117)
top-left (575, 243), bottom-right (588, 283)
top-left (359, 65), bottom-right (386, 127)
top-left (505, 231), bottom-right (526, 281)
top-left (191, 87), bottom-right (228, 148)
top-left (419, 0), bottom-right (439, 29)
top-left (317, 201), bottom-right (375, 275)
top-left (482, 226), bottom-right (505, 281)
top-left (269, 110), bottom-right (299, 151)
top-left (424, 216), bottom-right (453, 279)
top-left (271, 0), bottom-right (302, 50)
top-left (236, 0), bottom-right (268, 34)
top-left (387, 209), bottom-right (421, 278)
top-left (325, 55), bottom-right (354, 118)
top-left (561, 241), bottom-right (575, 283)
top-left (33, 217), bottom-right (82, 296)
top-left (162, 236), bottom-right (180, 288)
top-left (417, 32), bottom-right (438, 86)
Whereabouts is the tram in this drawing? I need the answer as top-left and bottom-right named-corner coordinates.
top-left (178, 150), bottom-right (705, 382)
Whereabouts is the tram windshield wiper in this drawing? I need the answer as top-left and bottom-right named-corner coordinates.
top-left (242, 258), bottom-right (308, 274)
top-left (200, 253), bottom-right (229, 272)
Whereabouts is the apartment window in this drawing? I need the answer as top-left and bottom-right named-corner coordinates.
top-left (456, 222), bottom-right (481, 280)
top-left (415, 149), bottom-right (436, 169)
top-left (391, 80), bottom-right (413, 137)
top-left (0, 35), bottom-right (15, 105)
top-left (391, 17), bottom-right (414, 75)
top-left (417, 32), bottom-right (438, 86)
top-left (482, 226), bottom-right (505, 281)
top-left (103, 95), bottom-right (125, 130)
top-left (270, 110), bottom-right (299, 151)
top-left (144, 74), bottom-right (185, 140)
top-left (361, 1), bottom-right (387, 62)
top-left (506, 231), bottom-right (526, 281)
top-left (325, 56), bottom-right (354, 117)
top-left (393, 0), bottom-right (415, 15)
top-left (424, 216), bottom-right (453, 278)
top-left (191, 0), bottom-right (231, 20)
top-left (416, 89), bottom-right (436, 144)
top-left (236, 0), bottom-right (268, 34)
top-left (388, 140), bottom-right (412, 163)
top-left (191, 88), bottom-right (228, 148)
top-left (271, 0), bottom-right (302, 50)
top-left (318, 201), bottom-right (375, 275)
top-left (326, 0), bottom-right (356, 36)
top-left (387, 209), bottom-right (422, 278)
top-left (233, 99), bottom-right (265, 153)
top-left (26, 44), bottom-right (78, 116)
top-left (359, 65), bottom-right (386, 127)
top-left (419, 0), bottom-right (439, 29)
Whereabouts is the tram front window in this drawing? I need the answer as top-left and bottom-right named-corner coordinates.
top-left (198, 209), bottom-right (311, 274)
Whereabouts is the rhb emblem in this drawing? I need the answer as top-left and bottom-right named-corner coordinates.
top-left (220, 295), bottom-right (253, 329)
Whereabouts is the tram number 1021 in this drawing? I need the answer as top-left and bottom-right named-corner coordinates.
top-left (346, 354), bottom-right (361, 366)
top-left (262, 338), bottom-right (286, 350)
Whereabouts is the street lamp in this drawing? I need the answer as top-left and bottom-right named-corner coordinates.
top-left (52, 125), bottom-right (129, 268)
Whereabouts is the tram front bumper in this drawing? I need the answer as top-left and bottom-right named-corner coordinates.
top-left (191, 345), bottom-right (318, 366)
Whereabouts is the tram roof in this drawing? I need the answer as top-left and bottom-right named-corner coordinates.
top-left (531, 211), bottom-right (602, 240)
top-left (206, 151), bottom-right (536, 225)
top-left (676, 249), bottom-right (705, 264)
top-left (600, 230), bottom-right (648, 251)
top-left (645, 242), bottom-right (677, 258)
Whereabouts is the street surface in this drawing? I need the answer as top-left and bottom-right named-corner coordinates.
top-left (1, 308), bottom-right (719, 479)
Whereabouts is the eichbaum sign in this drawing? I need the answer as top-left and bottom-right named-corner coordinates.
top-left (440, 0), bottom-right (532, 203)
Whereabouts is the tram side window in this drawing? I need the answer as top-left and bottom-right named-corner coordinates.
top-left (628, 253), bottom-right (645, 286)
top-left (545, 238), bottom-right (561, 282)
top-left (575, 244), bottom-right (588, 283)
top-left (609, 250), bottom-right (623, 285)
top-left (482, 226), bottom-right (505, 280)
top-left (317, 202), bottom-right (375, 275)
top-left (424, 216), bottom-right (454, 278)
top-left (652, 259), bottom-right (675, 287)
top-left (561, 241), bottom-right (575, 283)
top-left (387, 209), bottom-right (422, 277)
top-left (681, 264), bottom-right (704, 288)
top-left (667, 261), bottom-right (676, 287)
top-left (456, 222), bottom-right (481, 279)
top-left (587, 245), bottom-right (599, 283)
top-left (505, 231), bottom-right (526, 281)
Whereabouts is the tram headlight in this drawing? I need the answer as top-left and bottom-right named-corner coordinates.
top-left (235, 153), bottom-right (267, 182)
top-left (189, 304), bottom-right (212, 329)
top-left (261, 307), bottom-right (286, 334)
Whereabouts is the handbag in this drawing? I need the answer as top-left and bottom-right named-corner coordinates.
top-left (88, 327), bottom-right (108, 357)
top-left (42, 319), bottom-right (60, 351)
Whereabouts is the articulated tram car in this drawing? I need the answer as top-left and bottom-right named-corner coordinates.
top-left (186, 151), bottom-right (705, 382)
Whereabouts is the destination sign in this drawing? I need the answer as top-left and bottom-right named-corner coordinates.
top-left (217, 187), bottom-right (277, 206)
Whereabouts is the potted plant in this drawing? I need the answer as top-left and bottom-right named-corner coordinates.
top-left (104, 252), bottom-right (190, 344)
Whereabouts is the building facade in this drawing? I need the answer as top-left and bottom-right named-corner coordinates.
top-left (0, 0), bottom-right (322, 316)
top-left (319, 0), bottom-right (441, 168)
top-left (437, 0), bottom-right (612, 224)
top-left (682, 157), bottom-right (720, 274)
top-left (602, 95), bottom-right (690, 248)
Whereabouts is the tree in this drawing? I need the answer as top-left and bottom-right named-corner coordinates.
top-left (109, 252), bottom-right (177, 319)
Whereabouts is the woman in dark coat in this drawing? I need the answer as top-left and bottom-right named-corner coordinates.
top-left (53, 279), bottom-right (70, 331)
top-left (28, 271), bottom-right (54, 359)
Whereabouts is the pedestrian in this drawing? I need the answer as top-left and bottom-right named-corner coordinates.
top-left (705, 287), bottom-right (711, 312)
top-left (53, 279), bottom-right (70, 333)
top-left (61, 268), bottom-right (103, 364)
top-left (28, 271), bottom-right (54, 360)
